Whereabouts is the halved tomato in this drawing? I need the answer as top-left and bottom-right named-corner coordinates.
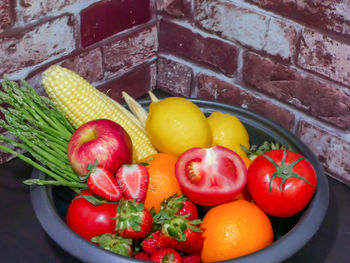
top-left (175, 146), bottom-right (247, 206)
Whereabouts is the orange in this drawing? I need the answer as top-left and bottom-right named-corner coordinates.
top-left (200, 200), bottom-right (273, 262)
top-left (140, 153), bottom-right (182, 212)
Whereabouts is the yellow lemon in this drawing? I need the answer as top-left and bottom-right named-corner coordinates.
top-left (146, 97), bottom-right (212, 156)
top-left (207, 111), bottom-right (250, 156)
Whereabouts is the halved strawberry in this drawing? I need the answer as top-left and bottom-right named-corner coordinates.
top-left (116, 164), bottom-right (149, 202)
top-left (115, 199), bottom-right (153, 240)
top-left (87, 164), bottom-right (122, 201)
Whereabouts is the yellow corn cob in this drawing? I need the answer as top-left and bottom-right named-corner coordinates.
top-left (41, 65), bottom-right (157, 162)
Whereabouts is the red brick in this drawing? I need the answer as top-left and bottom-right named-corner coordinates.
top-left (157, 57), bottom-right (193, 97)
top-left (102, 26), bottom-right (157, 78)
top-left (197, 74), bottom-right (295, 130)
top-left (298, 30), bottom-right (350, 87)
top-left (19, 0), bottom-right (91, 22)
top-left (159, 20), bottom-right (238, 76)
top-left (246, 0), bottom-right (350, 38)
top-left (60, 48), bottom-right (103, 84)
top-left (0, 16), bottom-right (75, 76)
top-left (243, 52), bottom-right (350, 130)
top-left (157, 0), bottom-right (192, 18)
top-left (194, 0), bottom-right (296, 60)
top-left (80, 0), bottom-right (151, 47)
top-left (98, 63), bottom-right (154, 103)
top-left (26, 48), bottom-right (104, 96)
top-left (298, 120), bottom-right (350, 185)
top-left (0, 0), bottom-right (14, 33)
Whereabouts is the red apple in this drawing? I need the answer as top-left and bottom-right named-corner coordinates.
top-left (68, 119), bottom-right (133, 176)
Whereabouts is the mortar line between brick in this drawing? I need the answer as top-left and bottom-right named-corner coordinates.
top-left (234, 47), bottom-right (246, 84)
top-left (14, 0), bottom-right (24, 26)
top-left (261, 17), bottom-right (271, 51)
top-left (2, 19), bottom-right (158, 81)
top-left (158, 16), bottom-right (242, 47)
top-left (190, 0), bottom-right (195, 15)
top-left (94, 57), bottom-right (157, 87)
top-left (236, 0), bottom-right (350, 46)
top-left (159, 52), bottom-right (237, 83)
top-left (159, 52), bottom-right (350, 139)
top-left (157, 15), bottom-right (350, 93)
top-left (10, 0), bottom-right (100, 30)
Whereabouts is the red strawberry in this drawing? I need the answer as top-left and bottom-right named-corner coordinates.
top-left (182, 254), bottom-right (201, 263)
top-left (116, 164), bottom-right (149, 202)
top-left (162, 195), bottom-right (198, 220)
top-left (177, 200), bottom-right (198, 220)
top-left (158, 228), bottom-right (203, 254)
top-left (142, 230), bottom-right (162, 255)
top-left (91, 233), bottom-right (133, 257)
top-left (173, 228), bottom-right (203, 254)
top-left (160, 216), bottom-right (203, 254)
top-left (87, 164), bottom-right (122, 201)
top-left (150, 248), bottom-right (183, 263)
top-left (115, 199), bottom-right (153, 240)
top-left (158, 231), bottom-right (179, 250)
top-left (134, 252), bottom-right (151, 261)
top-left (153, 195), bottom-right (199, 233)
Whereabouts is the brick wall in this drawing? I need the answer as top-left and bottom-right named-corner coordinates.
top-left (0, 0), bottom-right (157, 161)
top-left (0, 0), bottom-right (349, 186)
top-left (157, 0), bottom-right (350, 186)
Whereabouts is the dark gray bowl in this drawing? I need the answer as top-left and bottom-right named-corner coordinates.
top-left (30, 98), bottom-right (329, 263)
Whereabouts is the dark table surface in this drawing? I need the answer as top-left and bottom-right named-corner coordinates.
top-left (0, 157), bottom-right (349, 263)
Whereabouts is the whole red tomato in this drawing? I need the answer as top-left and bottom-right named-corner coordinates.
top-left (247, 149), bottom-right (317, 217)
top-left (175, 146), bottom-right (247, 206)
top-left (66, 189), bottom-right (118, 241)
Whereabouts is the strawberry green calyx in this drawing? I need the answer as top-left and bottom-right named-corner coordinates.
top-left (262, 150), bottom-right (315, 193)
top-left (86, 160), bottom-right (99, 175)
top-left (116, 198), bottom-right (144, 231)
top-left (162, 215), bottom-right (202, 242)
top-left (163, 253), bottom-right (174, 262)
top-left (153, 195), bottom-right (186, 228)
top-left (243, 141), bottom-right (286, 160)
top-left (91, 233), bottom-right (132, 257)
top-left (161, 194), bottom-right (186, 215)
top-left (115, 198), bottom-right (153, 239)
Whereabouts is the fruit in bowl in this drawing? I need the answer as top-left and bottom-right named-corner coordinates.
top-left (68, 119), bottom-right (133, 176)
top-left (29, 93), bottom-right (328, 263)
top-left (0, 66), bottom-right (328, 263)
top-left (175, 146), bottom-right (247, 206)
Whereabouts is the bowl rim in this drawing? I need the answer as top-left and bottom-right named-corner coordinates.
top-left (30, 97), bottom-right (329, 263)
